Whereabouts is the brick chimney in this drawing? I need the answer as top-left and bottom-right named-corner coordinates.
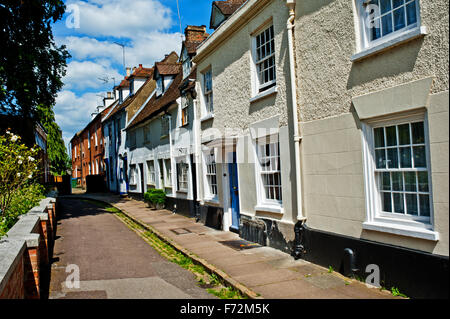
top-left (185, 25), bottom-right (207, 42)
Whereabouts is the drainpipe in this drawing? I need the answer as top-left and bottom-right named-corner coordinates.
top-left (286, 0), bottom-right (305, 221)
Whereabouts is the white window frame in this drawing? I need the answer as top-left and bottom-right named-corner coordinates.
top-left (202, 68), bottom-right (213, 116)
top-left (253, 134), bottom-right (283, 213)
top-left (161, 116), bottom-right (170, 138)
top-left (252, 24), bottom-right (276, 95)
top-left (129, 165), bottom-right (137, 186)
top-left (156, 76), bottom-right (163, 97)
top-left (182, 48), bottom-right (191, 79)
top-left (164, 158), bottom-right (172, 188)
top-left (353, 0), bottom-right (425, 60)
top-left (147, 160), bottom-right (156, 185)
top-left (203, 149), bottom-right (218, 201)
top-left (176, 159), bottom-right (189, 193)
top-left (361, 111), bottom-right (439, 241)
top-left (181, 97), bottom-right (189, 127)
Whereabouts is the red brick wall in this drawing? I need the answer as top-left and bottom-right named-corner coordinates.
top-left (0, 257), bottom-right (25, 299)
top-left (71, 115), bottom-right (106, 188)
top-left (0, 200), bottom-right (57, 299)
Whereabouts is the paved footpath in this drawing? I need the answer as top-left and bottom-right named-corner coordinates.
top-left (73, 193), bottom-right (398, 299)
top-left (49, 198), bottom-right (215, 299)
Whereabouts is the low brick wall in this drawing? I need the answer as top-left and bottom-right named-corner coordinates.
top-left (0, 192), bottom-right (58, 299)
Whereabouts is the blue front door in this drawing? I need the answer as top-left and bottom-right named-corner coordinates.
top-left (229, 152), bottom-right (240, 232)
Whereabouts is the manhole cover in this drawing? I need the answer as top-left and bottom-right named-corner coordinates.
top-left (219, 240), bottom-right (261, 251)
top-left (170, 228), bottom-right (192, 235)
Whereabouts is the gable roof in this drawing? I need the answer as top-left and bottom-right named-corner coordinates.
top-left (210, 0), bottom-right (247, 29)
top-left (127, 69), bottom-right (183, 130)
top-left (155, 62), bottom-right (181, 76)
top-left (128, 65), bottom-right (154, 79)
top-left (103, 73), bottom-right (155, 122)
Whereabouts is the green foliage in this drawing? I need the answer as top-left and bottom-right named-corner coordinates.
top-left (328, 266), bottom-right (334, 273)
top-left (0, 0), bottom-right (70, 120)
top-left (144, 189), bottom-right (167, 205)
top-left (0, 132), bottom-right (40, 223)
top-left (391, 287), bottom-right (408, 298)
top-left (36, 104), bottom-right (70, 176)
top-left (0, 183), bottom-right (45, 236)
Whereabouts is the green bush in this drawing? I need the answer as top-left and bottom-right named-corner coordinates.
top-left (144, 189), bottom-right (166, 206)
top-left (0, 183), bottom-right (45, 236)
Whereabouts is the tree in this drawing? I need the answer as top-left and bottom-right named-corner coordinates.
top-left (0, 131), bottom-right (39, 220)
top-left (0, 0), bottom-right (70, 145)
top-left (37, 104), bottom-right (70, 176)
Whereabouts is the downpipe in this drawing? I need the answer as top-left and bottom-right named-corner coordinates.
top-left (286, 0), bottom-right (308, 259)
top-left (286, 0), bottom-right (304, 222)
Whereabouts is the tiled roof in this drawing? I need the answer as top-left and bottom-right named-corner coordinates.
top-left (155, 62), bottom-right (181, 75)
top-left (129, 65), bottom-right (154, 79)
top-left (127, 70), bottom-right (183, 130)
top-left (213, 0), bottom-right (246, 16)
top-left (114, 78), bottom-right (130, 90)
top-left (103, 76), bottom-right (153, 122)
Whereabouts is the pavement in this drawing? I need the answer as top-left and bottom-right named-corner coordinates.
top-left (49, 198), bottom-right (216, 299)
top-left (66, 192), bottom-right (399, 299)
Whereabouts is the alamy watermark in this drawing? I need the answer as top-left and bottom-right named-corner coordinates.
top-left (65, 4), bottom-right (80, 29)
top-left (65, 264), bottom-right (80, 289)
top-left (365, 264), bottom-right (381, 288)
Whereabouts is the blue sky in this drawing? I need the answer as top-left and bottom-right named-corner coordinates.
top-left (52, 0), bottom-right (214, 148)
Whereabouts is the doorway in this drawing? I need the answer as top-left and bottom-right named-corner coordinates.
top-left (228, 152), bottom-right (240, 233)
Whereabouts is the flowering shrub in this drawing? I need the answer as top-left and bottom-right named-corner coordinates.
top-left (0, 130), bottom-right (41, 235)
top-left (0, 183), bottom-right (45, 236)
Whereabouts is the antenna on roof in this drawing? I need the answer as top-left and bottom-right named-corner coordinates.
top-left (176, 0), bottom-right (184, 40)
top-left (113, 42), bottom-right (127, 75)
top-left (98, 76), bottom-right (109, 85)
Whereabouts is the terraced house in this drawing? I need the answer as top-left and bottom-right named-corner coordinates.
top-left (103, 65), bottom-right (154, 195)
top-left (125, 25), bottom-right (209, 217)
top-left (192, 0), bottom-right (448, 298)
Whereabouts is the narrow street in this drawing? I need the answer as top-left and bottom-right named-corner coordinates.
top-left (48, 198), bottom-right (215, 299)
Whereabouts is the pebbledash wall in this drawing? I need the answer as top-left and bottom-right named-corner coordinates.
top-left (294, 0), bottom-right (448, 298)
top-left (0, 194), bottom-right (58, 299)
top-left (194, 0), bottom-right (300, 251)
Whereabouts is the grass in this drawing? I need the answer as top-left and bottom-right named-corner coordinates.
top-left (82, 198), bottom-right (247, 299)
top-left (391, 287), bottom-right (408, 298)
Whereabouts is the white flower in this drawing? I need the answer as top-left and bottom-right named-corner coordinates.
top-left (17, 173), bottom-right (21, 177)
top-left (11, 135), bottom-right (18, 142)
top-left (18, 160), bottom-right (23, 164)
top-left (28, 156), bottom-right (35, 162)
top-left (6, 131), bottom-right (10, 135)
top-left (28, 174), bottom-right (33, 178)
top-left (31, 148), bottom-right (34, 152)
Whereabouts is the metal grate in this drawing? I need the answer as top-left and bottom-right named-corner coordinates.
top-left (219, 239), bottom-right (261, 251)
top-left (170, 228), bottom-right (192, 235)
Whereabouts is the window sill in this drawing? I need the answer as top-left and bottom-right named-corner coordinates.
top-left (204, 197), bottom-right (219, 205)
top-left (201, 113), bottom-right (214, 122)
top-left (362, 220), bottom-right (439, 241)
top-left (250, 86), bottom-right (277, 104)
top-left (254, 204), bottom-right (284, 215)
top-left (351, 26), bottom-right (428, 62)
top-left (177, 190), bottom-right (188, 194)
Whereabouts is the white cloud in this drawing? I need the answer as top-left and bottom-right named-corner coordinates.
top-left (54, 90), bottom-right (105, 146)
top-left (63, 60), bottom-right (122, 91)
top-left (66, 0), bottom-right (174, 38)
top-left (58, 32), bottom-right (182, 70)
